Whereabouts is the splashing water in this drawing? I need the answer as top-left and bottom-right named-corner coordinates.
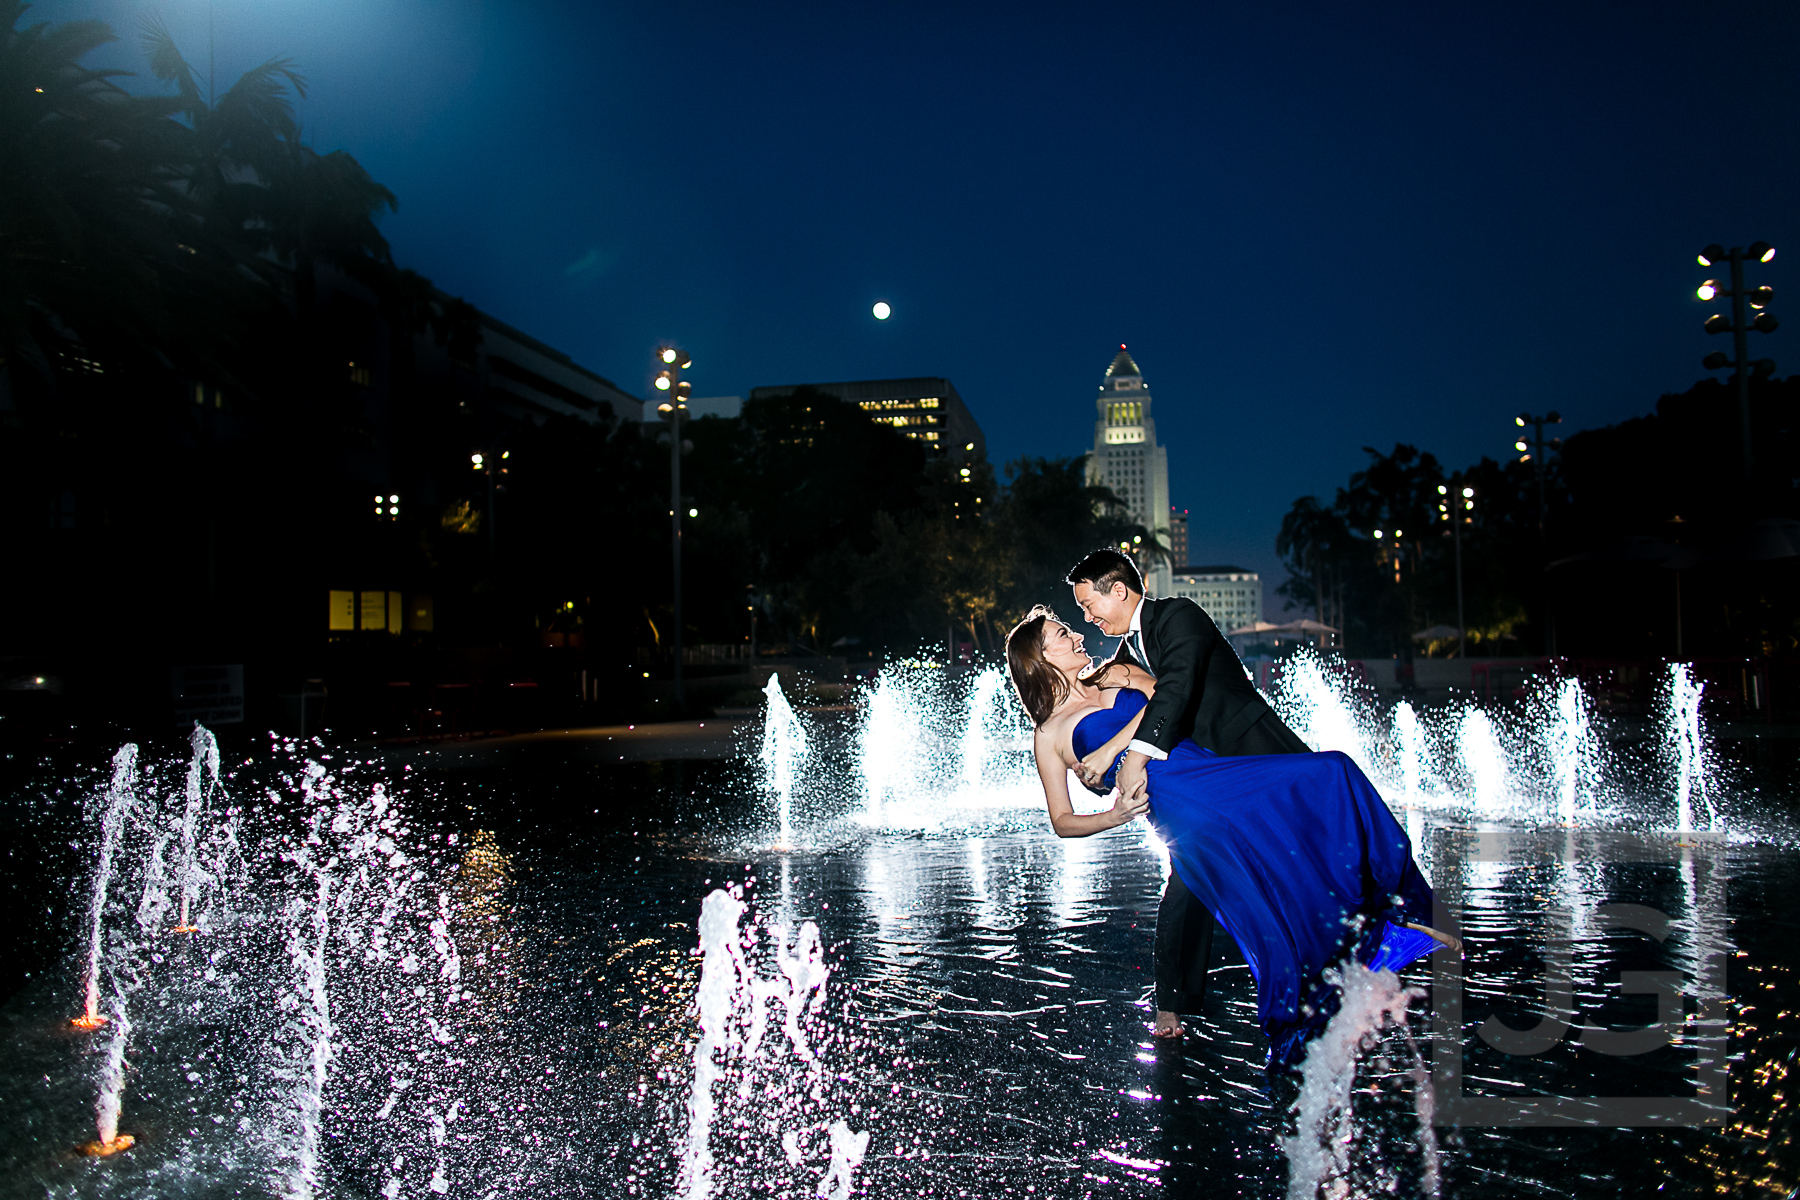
top-left (858, 666), bottom-right (931, 824)
top-left (1392, 701), bottom-right (1426, 803)
top-left (1545, 678), bottom-right (1596, 825)
top-left (91, 994), bottom-right (133, 1147)
top-left (680, 889), bottom-right (747, 1200)
top-left (762, 674), bottom-right (810, 848)
top-left (1668, 664), bottom-right (1712, 831)
top-left (76, 745), bottom-right (137, 1028)
top-left (1282, 962), bottom-right (1434, 1200)
top-left (677, 888), bottom-right (866, 1200)
top-left (1458, 707), bottom-right (1510, 815)
top-left (275, 770), bottom-right (405, 1198)
top-left (173, 723), bottom-right (222, 932)
top-left (1274, 655), bottom-right (1381, 782)
top-left (959, 666), bottom-right (1007, 788)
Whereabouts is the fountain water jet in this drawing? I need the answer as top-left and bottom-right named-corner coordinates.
top-left (679, 889), bottom-right (748, 1200)
top-left (959, 666), bottom-right (1006, 788)
top-left (172, 723), bottom-right (222, 932)
top-left (1458, 708), bottom-right (1510, 815)
top-left (1668, 664), bottom-right (1713, 831)
top-left (74, 744), bottom-right (137, 1030)
top-left (677, 889), bottom-right (867, 1200)
top-left (83, 996), bottom-right (135, 1157)
top-left (1544, 678), bottom-right (1596, 825)
top-left (761, 674), bottom-right (809, 847)
top-left (1392, 701), bottom-right (1427, 803)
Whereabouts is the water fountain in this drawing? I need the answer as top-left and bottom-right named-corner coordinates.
top-left (171, 723), bottom-right (222, 933)
top-left (677, 888), bottom-right (865, 1200)
top-left (760, 673), bottom-right (810, 848)
top-left (0, 648), bottom-right (1775, 1200)
top-left (73, 744), bottom-right (137, 1032)
top-left (1667, 663), bottom-right (1714, 831)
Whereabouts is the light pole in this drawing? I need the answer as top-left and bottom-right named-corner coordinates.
top-left (469, 449), bottom-right (509, 554)
top-left (655, 346), bottom-right (693, 706)
top-left (1696, 241), bottom-right (1778, 490)
top-left (1435, 480), bottom-right (1475, 659)
top-left (1514, 411), bottom-right (1561, 654)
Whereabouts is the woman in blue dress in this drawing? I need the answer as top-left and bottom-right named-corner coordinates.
top-left (1005, 606), bottom-right (1457, 1065)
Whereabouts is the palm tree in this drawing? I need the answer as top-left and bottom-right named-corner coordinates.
top-left (0, 2), bottom-right (192, 379)
top-left (138, 16), bottom-right (396, 323)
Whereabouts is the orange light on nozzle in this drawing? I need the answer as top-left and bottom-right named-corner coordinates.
top-left (70, 1014), bottom-right (109, 1031)
top-left (79, 1135), bottom-right (135, 1157)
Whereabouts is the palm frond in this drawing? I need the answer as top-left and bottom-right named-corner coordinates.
top-left (137, 12), bottom-right (198, 103)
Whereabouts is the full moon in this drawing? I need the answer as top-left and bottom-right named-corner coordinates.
top-left (872, 301), bottom-right (891, 320)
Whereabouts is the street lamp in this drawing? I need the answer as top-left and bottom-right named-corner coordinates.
top-left (470, 450), bottom-right (509, 552)
top-left (1696, 241), bottom-right (1779, 486)
top-left (1513, 412), bottom-right (1562, 654)
top-left (656, 345), bottom-right (693, 705)
top-left (1436, 481), bottom-right (1475, 659)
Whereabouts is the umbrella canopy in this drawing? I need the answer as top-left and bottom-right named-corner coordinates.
top-left (1227, 620), bottom-right (1287, 636)
top-left (1412, 624), bottom-right (1461, 641)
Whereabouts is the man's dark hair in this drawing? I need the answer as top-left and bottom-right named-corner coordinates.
top-left (1066, 548), bottom-right (1143, 596)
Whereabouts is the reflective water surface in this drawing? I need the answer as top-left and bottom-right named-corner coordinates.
top-left (1, 683), bottom-right (1796, 1198)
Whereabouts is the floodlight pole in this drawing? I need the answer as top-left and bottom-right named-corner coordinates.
top-left (1453, 511), bottom-right (1466, 662)
top-left (1720, 248), bottom-right (1754, 481)
top-left (1698, 241), bottom-right (1778, 496)
top-left (670, 403), bottom-right (684, 706)
top-left (1515, 413), bottom-right (1562, 655)
top-left (656, 347), bottom-right (693, 707)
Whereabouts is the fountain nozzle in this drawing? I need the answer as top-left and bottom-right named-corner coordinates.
top-left (170, 925), bottom-right (199, 934)
top-left (69, 1014), bottom-right (109, 1031)
top-left (78, 1134), bottom-right (134, 1157)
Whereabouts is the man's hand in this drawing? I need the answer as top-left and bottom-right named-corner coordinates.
top-left (1073, 750), bottom-right (1112, 791)
top-left (1110, 787), bottom-right (1149, 827)
top-left (1115, 750), bottom-right (1151, 805)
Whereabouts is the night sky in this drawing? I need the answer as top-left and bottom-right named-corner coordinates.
top-left (36, 0), bottom-right (1800, 605)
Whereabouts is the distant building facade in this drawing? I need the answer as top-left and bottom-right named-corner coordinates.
top-left (478, 312), bottom-right (641, 427)
top-left (1085, 348), bottom-right (1171, 595)
top-left (1168, 566), bottom-right (1261, 632)
top-left (747, 377), bottom-right (984, 462)
top-left (1168, 507), bottom-right (1189, 568)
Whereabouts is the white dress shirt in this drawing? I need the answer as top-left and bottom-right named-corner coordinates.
top-left (1123, 596), bottom-right (1168, 761)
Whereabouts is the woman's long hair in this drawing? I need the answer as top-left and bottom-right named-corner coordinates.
top-left (1005, 605), bottom-right (1070, 728)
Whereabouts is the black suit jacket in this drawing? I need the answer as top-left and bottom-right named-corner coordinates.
top-left (1110, 596), bottom-right (1308, 758)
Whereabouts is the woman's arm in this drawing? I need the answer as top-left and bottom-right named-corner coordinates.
top-left (1071, 666), bottom-right (1158, 786)
top-left (1077, 703), bottom-right (1149, 785)
top-left (1035, 724), bottom-right (1149, 838)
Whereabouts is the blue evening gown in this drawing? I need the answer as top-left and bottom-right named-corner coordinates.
top-left (1072, 688), bottom-right (1443, 1064)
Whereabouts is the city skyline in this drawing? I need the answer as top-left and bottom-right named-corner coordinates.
top-left (32, 0), bottom-right (1800, 599)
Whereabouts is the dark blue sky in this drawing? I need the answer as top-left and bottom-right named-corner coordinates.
top-left (40, 0), bottom-right (1800, 604)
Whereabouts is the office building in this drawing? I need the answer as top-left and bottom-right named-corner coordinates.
top-left (747, 377), bottom-right (984, 462)
top-left (1168, 566), bottom-right (1262, 632)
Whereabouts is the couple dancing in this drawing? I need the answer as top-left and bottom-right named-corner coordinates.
top-left (1005, 549), bottom-right (1455, 1066)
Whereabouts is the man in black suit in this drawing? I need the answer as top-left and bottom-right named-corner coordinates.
top-left (1067, 548), bottom-right (1310, 1039)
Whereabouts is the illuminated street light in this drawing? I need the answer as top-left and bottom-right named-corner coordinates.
top-left (1695, 241), bottom-right (1779, 484)
top-left (1435, 475), bottom-right (1477, 659)
top-left (657, 345), bottom-right (694, 705)
top-left (470, 448), bottom-right (509, 551)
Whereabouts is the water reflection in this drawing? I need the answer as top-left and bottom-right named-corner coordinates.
top-left (2, 715), bottom-right (1798, 1198)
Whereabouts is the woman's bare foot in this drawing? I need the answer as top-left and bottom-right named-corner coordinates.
top-left (1152, 1010), bottom-right (1184, 1039)
top-left (1404, 921), bottom-right (1463, 955)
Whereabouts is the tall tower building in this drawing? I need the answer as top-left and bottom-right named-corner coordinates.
top-left (1086, 347), bottom-right (1171, 596)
